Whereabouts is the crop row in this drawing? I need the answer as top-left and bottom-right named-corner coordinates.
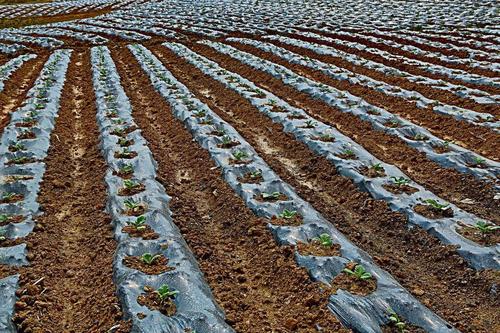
top-left (129, 43), bottom-right (459, 332)
top-left (201, 40), bottom-right (500, 189)
top-left (0, 53), bottom-right (36, 92)
top-left (90, 45), bottom-right (233, 333)
top-left (0, 49), bottom-right (71, 332)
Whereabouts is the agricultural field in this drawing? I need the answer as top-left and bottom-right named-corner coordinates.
top-left (0, 0), bottom-right (499, 332)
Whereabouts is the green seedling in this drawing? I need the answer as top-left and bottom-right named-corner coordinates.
top-left (391, 177), bottom-right (409, 187)
top-left (388, 308), bottom-right (407, 333)
top-left (261, 191), bottom-right (281, 200)
top-left (9, 142), bottom-right (25, 152)
top-left (313, 233), bottom-right (334, 247)
top-left (116, 148), bottom-right (135, 158)
top-left (140, 252), bottom-right (162, 265)
top-left (198, 117), bottom-right (213, 125)
top-left (343, 264), bottom-right (372, 280)
top-left (155, 284), bottom-right (179, 303)
top-left (371, 163), bottom-right (384, 172)
top-left (319, 133), bottom-right (334, 141)
top-left (123, 179), bottom-right (141, 190)
top-left (128, 215), bottom-right (146, 231)
top-left (278, 209), bottom-right (297, 219)
top-left (193, 110), bottom-right (206, 118)
top-left (232, 150), bottom-right (249, 161)
top-left (2, 192), bottom-right (17, 201)
top-left (249, 170), bottom-right (262, 179)
top-left (124, 199), bottom-right (143, 212)
top-left (474, 221), bottom-right (500, 234)
top-left (9, 157), bottom-right (31, 164)
top-left (424, 199), bottom-right (449, 210)
top-left (341, 149), bottom-right (355, 158)
top-left (303, 120), bottom-right (316, 128)
top-left (472, 157), bottom-right (486, 166)
top-left (119, 164), bottom-right (134, 175)
top-left (0, 215), bottom-right (8, 223)
top-left (220, 135), bottom-right (235, 147)
top-left (111, 128), bottom-right (125, 136)
top-left (118, 138), bottom-right (133, 147)
top-left (211, 125), bottom-right (226, 136)
top-left (413, 133), bottom-right (428, 141)
top-left (0, 229), bottom-right (6, 241)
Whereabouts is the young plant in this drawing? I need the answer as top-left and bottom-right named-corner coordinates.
top-left (371, 163), bottom-right (384, 172)
top-left (278, 209), bottom-right (297, 219)
top-left (124, 199), bottom-right (144, 214)
top-left (232, 150), bottom-right (249, 161)
top-left (8, 142), bottom-right (25, 152)
top-left (123, 179), bottom-right (141, 190)
top-left (116, 148), bottom-right (135, 158)
top-left (343, 264), bottom-right (372, 280)
top-left (302, 120), bottom-right (316, 128)
top-left (0, 229), bottom-right (6, 241)
top-left (211, 125), bottom-right (226, 136)
top-left (140, 252), bottom-right (162, 265)
top-left (118, 164), bottom-right (134, 175)
top-left (128, 215), bottom-right (147, 231)
top-left (9, 156), bottom-right (32, 165)
top-left (387, 308), bottom-right (407, 333)
top-left (249, 170), bottom-right (262, 179)
top-left (391, 177), bottom-right (409, 187)
top-left (118, 138), bottom-right (133, 147)
top-left (474, 221), bottom-right (500, 234)
top-left (193, 110), bottom-right (206, 118)
top-left (413, 133), bottom-right (428, 141)
top-left (313, 233), bottom-right (333, 247)
top-left (2, 192), bottom-right (17, 202)
top-left (260, 191), bottom-right (283, 201)
top-left (155, 284), bottom-right (179, 303)
top-left (472, 157), bottom-right (486, 166)
top-left (424, 199), bottom-right (449, 210)
top-left (341, 149), bottom-right (355, 158)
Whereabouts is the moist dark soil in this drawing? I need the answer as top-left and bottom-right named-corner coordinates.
top-left (331, 263), bottom-right (377, 296)
top-left (122, 225), bottom-right (159, 240)
top-left (456, 224), bottom-right (500, 247)
top-left (311, 135), bottom-right (335, 142)
top-left (15, 120), bottom-right (37, 127)
top-left (8, 49), bottom-right (128, 332)
top-left (114, 150), bottom-right (138, 159)
top-left (414, 204), bottom-right (454, 219)
top-left (383, 184), bottom-right (419, 195)
top-left (297, 241), bottom-right (341, 257)
top-left (6, 157), bottom-right (37, 165)
top-left (112, 46), bottom-right (350, 332)
top-left (381, 320), bottom-right (426, 333)
top-left (17, 131), bottom-right (35, 140)
top-left (114, 168), bottom-right (134, 179)
top-left (335, 152), bottom-right (358, 160)
top-left (254, 193), bottom-right (289, 202)
top-left (150, 42), bottom-right (500, 332)
top-left (137, 287), bottom-right (177, 317)
top-left (228, 157), bottom-right (252, 165)
top-left (123, 255), bottom-right (173, 275)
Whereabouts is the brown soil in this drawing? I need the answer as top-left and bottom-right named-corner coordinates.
top-left (111, 46), bottom-right (350, 332)
top-left (122, 225), bottom-right (159, 240)
top-left (0, 193), bottom-right (23, 203)
top-left (188, 42), bottom-right (500, 224)
top-left (17, 130), bottom-right (36, 140)
top-left (122, 255), bottom-right (173, 275)
top-left (331, 263), bottom-right (377, 296)
top-left (137, 286), bottom-right (177, 317)
top-left (6, 50), bottom-right (128, 332)
top-left (456, 224), bottom-right (500, 247)
top-left (414, 204), bottom-right (454, 219)
top-left (297, 241), bottom-right (341, 257)
top-left (147, 43), bottom-right (500, 332)
top-left (381, 318), bottom-right (426, 333)
top-left (311, 135), bottom-right (335, 142)
top-left (227, 40), bottom-right (500, 159)
top-left (123, 204), bottom-right (147, 216)
top-left (266, 34), bottom-right (500, 116)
